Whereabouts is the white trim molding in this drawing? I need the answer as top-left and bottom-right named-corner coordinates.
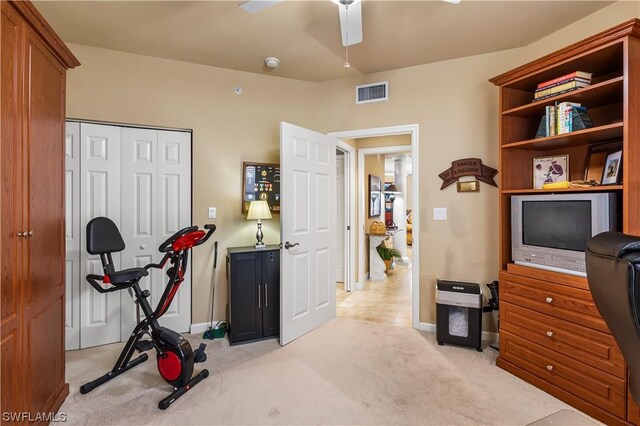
top-left (335, 139), bottom-right (357, 293)
top-left (190, 321), bottom-right (224, 335)
top-left (418, 322), bottom-right (499, 346)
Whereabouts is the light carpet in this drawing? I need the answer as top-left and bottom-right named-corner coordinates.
top-left (58, 318), bottom-right (597, 425)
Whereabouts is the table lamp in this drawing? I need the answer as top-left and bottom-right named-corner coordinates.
top-left (247, 200), bottom-right (272, 249)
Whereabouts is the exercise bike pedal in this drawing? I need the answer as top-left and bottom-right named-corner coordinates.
top-left (193, 343), bottom-right (207, 363)
top-left (135, 340), bottom-right (155, 353)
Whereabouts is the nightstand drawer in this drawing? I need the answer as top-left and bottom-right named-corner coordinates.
top-left (500, 330), bottom-right (626, 418)
top-left (500, 271), bottom-right (608, 333)
top-left (502, 302), bottom-right (625, 378)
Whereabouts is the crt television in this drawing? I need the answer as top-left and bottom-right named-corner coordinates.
top-left (511, 193), bottom-right (617, 276)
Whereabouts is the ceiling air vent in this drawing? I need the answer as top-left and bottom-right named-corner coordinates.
top-left (356, 81), bottom-right (388, 104)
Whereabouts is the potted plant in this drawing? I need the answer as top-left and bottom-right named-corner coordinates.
top-left (376, 244), bottom-right (402, 272)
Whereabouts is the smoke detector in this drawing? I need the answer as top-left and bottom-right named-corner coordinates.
top-left (264, 57), bottom-right (279, 69)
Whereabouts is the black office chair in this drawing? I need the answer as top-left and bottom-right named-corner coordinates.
top-left (585, 231), bottom-right (640, 404)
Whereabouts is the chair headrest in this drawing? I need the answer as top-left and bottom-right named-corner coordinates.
top-left (586, 231), bottom-right (640, 259)
top-left (86, 217), bottom-right (125, 255)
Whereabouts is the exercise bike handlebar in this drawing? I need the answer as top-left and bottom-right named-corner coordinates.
top-left (86, 274), bottom-right (123, 293)
top-left (158, 224), bottom-right (216, 253)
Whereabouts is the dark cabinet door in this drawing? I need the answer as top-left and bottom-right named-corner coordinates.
top-left (229, 252), bottom-right (262, 343)
top-left (261, 250), bottom-right (280, 337)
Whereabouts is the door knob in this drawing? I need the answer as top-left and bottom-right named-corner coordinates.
top-left (546, 331), bottom-right (554, 337)
top-left (140, 244), bottom-right (146, 249)
top-left (27, 230), bottom-right (33, 237)
top-left (545, 297), bottom-right (553, 304)
top-left (16, 231), bottom-right (24, 237)
top-left (284, 241), bottom-right (299, 249)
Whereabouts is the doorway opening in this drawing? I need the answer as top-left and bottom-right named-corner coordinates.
top-left (330, 125), bottom-right (420, 329)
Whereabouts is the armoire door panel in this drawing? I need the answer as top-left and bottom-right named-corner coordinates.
top-left (25, 293), bottom-right (65, 414)
top-left (1, 1), bottom-right (22, 324)
top-left (64, 121), bottom-right (80, 350)
top-left (1, 326), bottom-right (21, 418)
top-left (79, 123), bottom-right (122, 348)
top-left (24, 27), bottom-right (65, 304)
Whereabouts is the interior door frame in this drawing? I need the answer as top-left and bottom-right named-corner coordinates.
top-left (336, 139), bottom-right (356, 292)
top-left (328, 125), bottom-right (420, 329)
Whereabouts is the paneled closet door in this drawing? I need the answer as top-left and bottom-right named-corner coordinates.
top-left (157, 130), bottom-right (192, 333)
top-left (64, 122), bottom-right (81, 350)
top-left (79, 123), bottom-right (122, 348)
top-left (120, 127), bottom-right (160, 337)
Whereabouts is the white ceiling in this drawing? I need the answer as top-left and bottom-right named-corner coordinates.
top-left (34, 0), bottom-right (614, 82)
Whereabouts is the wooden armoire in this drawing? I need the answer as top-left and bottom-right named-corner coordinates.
top-left (1, 0), bottom-right (79, 421)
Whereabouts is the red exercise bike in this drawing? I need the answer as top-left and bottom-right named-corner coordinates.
top-left (80, 217), bottom-right (215, 409)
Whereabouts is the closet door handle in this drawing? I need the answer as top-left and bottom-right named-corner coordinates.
top-left (27, 230), bottom-right (33, 237)
top-left (258, 284), bottom-right (261, 309)
top-left (16, 231), bottom-right (25, 237)
top-left (265, 283), bottom-right (268, 307)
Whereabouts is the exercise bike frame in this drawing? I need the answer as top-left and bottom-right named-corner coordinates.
top-left (80, 224), bottom-right (215, 410)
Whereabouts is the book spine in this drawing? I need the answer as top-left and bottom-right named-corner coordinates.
top-left (536, 71), bottom-right (593, 89)
top-left (533, 86), bottom-right (586, 101)
top-left (549, 105), bottom-right (556, 136)
top-left (545, 106), bottom-right (551, 137)
top-left (536, 77), bottom-right (591, 91)
top-left (534, 81), bottom-right (590, 99)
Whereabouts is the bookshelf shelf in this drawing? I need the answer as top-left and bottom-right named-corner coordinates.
top-left (501, 185), bottom-right (623, 195)
top-left (501, 76), bottom-right (623, 118)
top-left (502, 122), bottom-right (623, 150)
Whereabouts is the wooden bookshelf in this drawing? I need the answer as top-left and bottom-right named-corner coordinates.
top-left (490, 19), bottom-right (640, 426)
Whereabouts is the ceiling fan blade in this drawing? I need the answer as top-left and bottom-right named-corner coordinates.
top-left (239, 0), bottom-right (284, 13)
top-left (338, 0), bottom-right (362, 47)
top-left (442, 0), bottom-right (462, 4)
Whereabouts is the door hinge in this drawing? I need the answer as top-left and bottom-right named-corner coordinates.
top-left (347, 226), bottom-right (351, 231)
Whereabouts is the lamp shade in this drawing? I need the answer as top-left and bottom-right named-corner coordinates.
top-left (384, 184), bottom-right (400, 194)
top-left (247, 200), bottom-right (272, 220)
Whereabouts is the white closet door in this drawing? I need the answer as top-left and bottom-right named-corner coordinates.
top-left (157, 130), bottom-right (192, 332)
top-left (120, 127), bottom-right (160, 337)
top-left (79, 123), bottom-right (122, 348)
top-left (65, 122), bottom-right (81, 350)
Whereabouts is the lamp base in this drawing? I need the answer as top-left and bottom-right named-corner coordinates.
top-left (255, 243), bottom-right (266, 250)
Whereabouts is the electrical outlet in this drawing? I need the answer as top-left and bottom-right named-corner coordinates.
top-left (433, 207), bottom-right (447, 221)
top-left (208, 207), bottom-right (216, 219)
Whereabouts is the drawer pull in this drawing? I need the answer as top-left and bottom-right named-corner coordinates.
top-left (546, 331), bottom-right (554, 337)
top-left (546, 365), bottom-right (554, 371)
top-left (545, 297), bottom-right (553, 303)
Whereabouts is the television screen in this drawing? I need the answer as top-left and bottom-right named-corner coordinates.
top-left (522, 201), bottom-right (592, 252)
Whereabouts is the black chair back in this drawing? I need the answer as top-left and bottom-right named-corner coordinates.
top-left (586, 231), bottom-right (640, 403)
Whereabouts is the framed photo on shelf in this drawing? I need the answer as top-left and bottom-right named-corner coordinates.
top-left (601, 150), bottom-right (622, 185)
top-left (533, 155), bottom-right (569, 189)
top-left (369, 174), bottom-right (382, 217)
top-left (584, 141), bottom-right (622, 184)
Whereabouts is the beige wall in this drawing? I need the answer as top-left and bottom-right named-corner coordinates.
top-left (63, 1), bottom-right (639, 330)
top-left (65, 44), bottom-right (321, 325)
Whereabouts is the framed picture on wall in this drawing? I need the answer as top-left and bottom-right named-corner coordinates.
top-left (242, 162), bottom-right (280, 214)
top-left (369, 174), bottom-right (382, 217)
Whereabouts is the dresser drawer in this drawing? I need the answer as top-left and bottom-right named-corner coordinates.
top-left (500, 271), bottom-right (608, 333)
top-left (500, 330), bottom-right (626, 418)
top-left (502, 302), bottom-right (625, 378)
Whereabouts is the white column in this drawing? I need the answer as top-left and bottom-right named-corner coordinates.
top-left (393, 156), bottom-right (410, 265)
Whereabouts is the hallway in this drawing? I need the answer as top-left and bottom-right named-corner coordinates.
top-left (336, 256), bottom-right (412, 327)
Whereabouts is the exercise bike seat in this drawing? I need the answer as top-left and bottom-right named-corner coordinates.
top-left (108, 267), bottom-right (148, 286)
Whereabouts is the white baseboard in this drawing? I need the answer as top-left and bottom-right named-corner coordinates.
top-left (418, 321), bottom-right (499, 345)
top-left (190, 321), bottom-right (223, 334)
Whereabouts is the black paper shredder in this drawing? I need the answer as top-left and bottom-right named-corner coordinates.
top-left (436, 280), bottom-right (483, 352)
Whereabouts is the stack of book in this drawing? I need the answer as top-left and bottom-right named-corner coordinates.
top-left (536, 101), bottom-right (593, 138)
top-left (533, 71), bottom-right (592, 101)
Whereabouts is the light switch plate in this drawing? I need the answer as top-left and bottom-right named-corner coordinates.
top-left (208, 207), bottom-right (216, 219)
top-left (433, 207), bottom-right (447, 221)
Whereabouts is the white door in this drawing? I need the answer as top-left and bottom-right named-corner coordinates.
top-left (336, 154), bottom-right (345, 283)
top-left (120, 127), bottom-right (160, 337)
top-left (79, 123), bottom-right (122, 348)
top-left (280, 122), bottom-right (336, 345)
top-left (157, 130), bottom-right (192, 333)
top-left (64, 122), bottom-right (81, 350)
